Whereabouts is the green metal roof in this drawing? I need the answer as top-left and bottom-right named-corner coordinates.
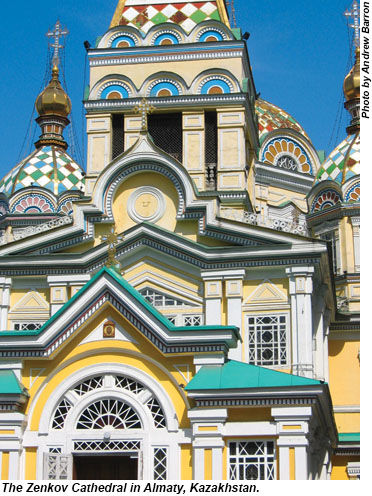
top-left (338, 433), bottom-right (360, 443)
top-left (0, 267), bottom-right (240, 342)
top-left (0, 370), bottom-right (28, 395)
top-left (185, 360), bottom-right (324, 391)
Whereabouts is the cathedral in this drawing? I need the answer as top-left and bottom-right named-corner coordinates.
top-left (0, 0), bottom-right (360, 481)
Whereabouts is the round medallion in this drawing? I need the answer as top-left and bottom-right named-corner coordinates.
top-left (128, 187), bottom-right (166, 224)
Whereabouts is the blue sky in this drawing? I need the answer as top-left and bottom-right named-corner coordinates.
top-left (0, 0), bottom-right (355, 178)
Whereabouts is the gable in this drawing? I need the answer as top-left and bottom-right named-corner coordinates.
top-left (9, 291), bottom-right (50, 320)
top-left (0, 267), bottom-right (239, 359)
top-left (244, 280), bottom-right (288, 309)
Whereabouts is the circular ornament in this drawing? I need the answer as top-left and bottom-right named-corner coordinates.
top-left (128, 187), bottom-right (166, 224)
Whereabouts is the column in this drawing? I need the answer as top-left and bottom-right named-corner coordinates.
top-left (0, 277), bottom-right (11, 330)
top-left (286, 266), bottom-right (315, 378)
top-left (225, 270), bottom-right (245, 361)
top-left (202, 272), bottom-right (222, 325)
top-left (217, 108), bottom-right (246, 191)
top-left (272, 406), bottom-right (312, 480)
top-left (183, 112), bottom-right (205, 190)
top-left (0, 413), bottom-right (26, 480)
top-left (188, 409), bottom-right (227, 480)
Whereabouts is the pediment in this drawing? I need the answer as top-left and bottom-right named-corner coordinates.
top-left (81, 315), bottom-right (138, 345)
top-left (244, 280), bottom-right (288, 307)
top-left (9, 291), bottom-right (49, 315)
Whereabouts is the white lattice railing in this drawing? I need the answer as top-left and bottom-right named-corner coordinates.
top-left (221, 209), bottom-right (308, 236)
top-left (0, 216), bottom-right (73, 246)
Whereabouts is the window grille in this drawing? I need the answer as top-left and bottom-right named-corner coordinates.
top-left (229, 441), bottom-right (275, 480)
top-left (146, 397), bottom-right (166, 428)
top-left (166, 314), bottom-right (203, 326)
top-left (205, 111), bottom-right (217, 190)
top-left (49, 447), bottom-right (62, 454)
top-left (247, 315), bottom-right (288, 366)
top-left (112, 114), bottom-right (124, 159)
top-left (76, 399), bottom-right (142, 430)
top-left (52, 399), bottom-right (72, 430)
top-left (148, 113), bottom-right (183, 163)
top-left (74, 440), bottom-right (140, 452)
top-left (44, 453), bottom-right (72, 480)
top-left (140, 288), bottom-right (185, 307)
top-left (115, 375), bottom-right (145, 395)
top-left (153, 448), bottom-right (167, 480)
top-left (183, 315), bottom-right (202, 326)
top-left (275, 155), bottom-right (298, 171)
top-left (73, 376), bottom-right (103, 396)
top-left (13, 322), bottom-right (43, 330)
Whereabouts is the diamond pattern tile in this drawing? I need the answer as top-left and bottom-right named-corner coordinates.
top-left (119, 2), bottom-right (220, 34)
top-left (315, 133), bottom-right (360, 185)
top-left (0, 145), bottom-right (85, 196)
top-left (255, 99), bottom-right (309, 140)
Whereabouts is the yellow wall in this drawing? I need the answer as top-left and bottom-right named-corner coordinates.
top-left (181, 445), bottom-right (193, 480)
top-left (328, 340), bottom-right (360, 406)
top-left (25, 448), bottom-right (37, 480)
top-left (331, 456), bottom-right (351, 480)
top-left (1, 452), bottom-right (9, 480)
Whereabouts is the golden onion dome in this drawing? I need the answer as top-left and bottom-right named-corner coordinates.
top-left (343, 47), bottom-right (360, 102)
top-left (35, 63), bottom-right (71, 117)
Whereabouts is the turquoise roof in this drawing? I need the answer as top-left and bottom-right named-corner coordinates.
top-left (0, 266), bottom-right (240, 342)
top-left (338, 433), bottom-right (360, 443)
top-left (0, 370), bottom-right (28, 395)
top-left (0, 145), bottom-right (85, 196)
top-left (185, 360), bottom-right (324, 391)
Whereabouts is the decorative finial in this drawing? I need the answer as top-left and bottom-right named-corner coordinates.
top-left (344, 1), bottom-right (360, 50)
top-left (47, 20), bottom-right (69, 69)
top-left (101, 226), bottom-right (123, 268)
top-left (134, 98), bottom-right (155, 131)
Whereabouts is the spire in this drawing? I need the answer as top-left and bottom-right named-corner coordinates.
top-left (110, 1), bottom-right (230, 34)
top-left (343, 1), bottom-right (360, 134)
top-left (34, 21), bottom-right (71, 150)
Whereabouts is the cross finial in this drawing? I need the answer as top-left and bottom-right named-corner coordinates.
top-left (134, 98), bottom-right (155, 131)
top-left (47, 20), bottom-right (69, 67)
top-left (344, 0), bottom-right (360, 49)
top-left (101, 226), bottom-right (123, 268)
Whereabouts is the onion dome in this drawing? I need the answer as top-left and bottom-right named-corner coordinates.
top-left (255, 98), bottom-right (309, 140)
top-left (0, 146), bottom-right (85, 196)
top-left (35, 63), bottom-right (71, 118)
top-left (315, 133), bottom-right (360, 185)
top-left (343, 47), bottom-right (360, 102)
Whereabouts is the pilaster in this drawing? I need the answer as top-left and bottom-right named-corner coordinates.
top-left (286, 266), bottom-right (315, 378)
top-left (183, 112), bottom-right (205, 190)
top-left (0, 277), bottom-right (12, 330)
top-left (217, 108), bottom-right (246, 191)
top-left (272, 406), bottom-right (312, 480)
top-left (0, 413), bottom-right (27, 480)
top-left (351, 217), bottom-right (360, 272)
top-left (124, 114), bottom-right (142, 151)
top-left (47, 275), bottom-right (90, 315)
top-left (85, 114), bottom-right (112, 194)
top-left (188, 409), bottom-right (227, 480)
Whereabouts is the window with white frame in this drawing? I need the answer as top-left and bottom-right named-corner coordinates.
top-left (229, 441), bottom-right (275, 480)
top-left (13, 321), bottom-right (44, 330)
top-left (139, 288), bottom-right (186, 307)
top-left (166, 314), bottom-right (203, 326)
top-left (247, 314), bottom-right (289, 366)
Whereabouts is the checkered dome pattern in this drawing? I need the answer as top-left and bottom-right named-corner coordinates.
top-left (0, 146), bottom-right (85, 196)
top-left (315, 133), bottom-right (360, 185)
top-left (256, 99), bottom-right (308, 140)
top-left (119, 2), bottom-right (220, 33)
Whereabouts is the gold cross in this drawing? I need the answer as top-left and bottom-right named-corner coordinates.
top-left (134, 98), bottom-right (155, 131)
top-left (101, 227), bottom-right (123, 267)
top-left (47, 20), bottom-right (69, 66)
top-left (344, 1), bottom-right (360, 49)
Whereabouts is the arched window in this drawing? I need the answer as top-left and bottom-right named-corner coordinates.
top-left (76, 399), bottom-right (142, 430)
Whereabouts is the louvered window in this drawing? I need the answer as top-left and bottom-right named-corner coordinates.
top-left (148, 113), bottom-right (182, 163)
top-left (205, 111), bottom-right (218, 190)
top-left (112, 114), bottom-right (124, 159)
